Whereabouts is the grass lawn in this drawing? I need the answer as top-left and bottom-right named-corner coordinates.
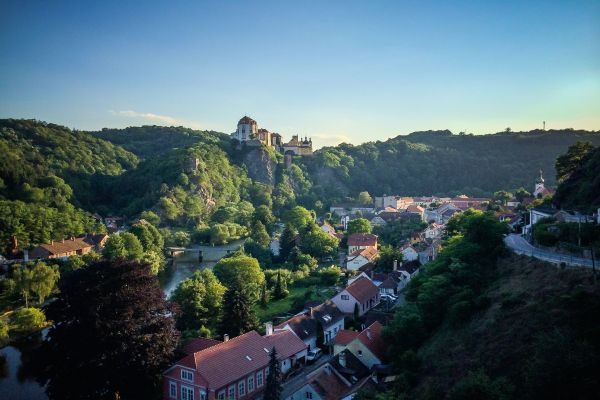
top-left (255, 280), bottom-right (336, 325)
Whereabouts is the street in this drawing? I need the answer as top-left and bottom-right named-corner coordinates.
top-left (504, 234), bottom-right (595, 269)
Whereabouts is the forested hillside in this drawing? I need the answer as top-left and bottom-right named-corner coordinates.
top-left (554, 141), bottom-right (600, 213)
top-left (0, 119), bottom-right (138, 252)
top-left (298, 129), bottom-right (600, 202)
top-left (92, 125), bottom-right (228, 159)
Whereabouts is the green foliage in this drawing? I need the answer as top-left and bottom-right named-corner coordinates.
top-left (251, 220), bottom-right (271, 247)
top-left (299, 223), bottom-right (340, 258)
top-left (213, 255), bottom-right (265, 301)
top-left (279, 224), bottom-right (297, 261)
top-left (376, 245), bottom-right (404, 272)
top-left (373, 218), bottom-right (427, 247)
top-left (0, 319), bottom-right (8, 345)
top-left (554, 142), bottom-right (600, 213)
top-left (219, 276), bottom-right (259, 337)
top-left (102, 232), bottom-right (144, 261)
top-left (9, 262), bottom-right (60, 307)
top-left (272, 271), bottom-right (289, 300)
top-left (264, 348), bottom-right (283, 400)
top-left (283, 206), bottom-right (315, 229)
top-left (170, 269), bottom-right (226, 332)
top-left (448, 370), bottom-right (512, 400)
top-left (259, 282), bottom-right (270, 309)
top-left (358, 191), bottom-right (373, 205)
top-left (347, 218), bottom-right (372, 234)
top-left (9, 307), bottom-right (46, 334)
top-left (318, 265), bottom-right (342, 285)
top-left (139, 210), bottom-right (161, 226)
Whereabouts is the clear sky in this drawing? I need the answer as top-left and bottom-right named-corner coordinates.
top-left (1, 0), bottom-right (599, 147)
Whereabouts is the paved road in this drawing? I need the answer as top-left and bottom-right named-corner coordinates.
top-left (281, 354), bottom-right (332, 399)
top-left (504, 234), bottom-right (595, 269)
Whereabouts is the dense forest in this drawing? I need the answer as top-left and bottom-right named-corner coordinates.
top-left (2, 118), bottom-right (599, 253)
top-left (297, 129), bottom-right (600, 202)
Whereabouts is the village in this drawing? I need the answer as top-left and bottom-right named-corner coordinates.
top-left (2, 163), bottom-right (600, 400)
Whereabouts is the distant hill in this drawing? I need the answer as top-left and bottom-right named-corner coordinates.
top-left (91, 125), bottom-right (229, 159)
top-left (297, 129), bottom-right (600, 203)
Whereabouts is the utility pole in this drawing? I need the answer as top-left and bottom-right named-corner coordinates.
top-left (543, 120), bottom-right (546, 130)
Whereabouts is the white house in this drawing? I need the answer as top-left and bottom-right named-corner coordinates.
top-left (399, 243), bottom-right (419, 262)
top-left (346, 247), bottom-right (379, 271)
top-left (333, 322), bottom-right (387, 369)
top-left (347, 233), bottom-right (378, 254)
top-left (424, 223), bottom-right (444, 239)
top-left (331, 277), bottom-right (380, 317)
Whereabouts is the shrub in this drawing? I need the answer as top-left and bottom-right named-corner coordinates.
top-left (10, 307), bottom-right (46, 334)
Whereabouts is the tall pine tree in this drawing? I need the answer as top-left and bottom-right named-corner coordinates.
top-left (273, 270), bottom-right (288, 300)
top-left (264, 348), bottom-right (282, 400)
top-left (219, 275), bottom-right (259, 337)
top-left (279, 224), bottom-right (297, 261)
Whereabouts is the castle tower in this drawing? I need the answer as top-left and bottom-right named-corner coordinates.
top-left (234, 116), bottom-right (258, 141)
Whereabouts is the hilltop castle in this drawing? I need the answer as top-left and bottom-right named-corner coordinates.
top-left (231, 116), bottom-right (312, 156)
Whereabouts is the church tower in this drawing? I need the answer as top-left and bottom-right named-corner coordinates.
top-left (533, 169), bottom-right (546, 198)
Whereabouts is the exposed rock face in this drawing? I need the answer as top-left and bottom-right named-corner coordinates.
top-left (242, 146), bottom-right (277, 185)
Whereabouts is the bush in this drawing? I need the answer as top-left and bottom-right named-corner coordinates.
top-left (0, 319), bottom-right (9, 345)
top-left (9, 307), bottom-right (46, 334)
top-left (318, 265), bottom-right (342, 285)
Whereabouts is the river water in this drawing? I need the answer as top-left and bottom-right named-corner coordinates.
top-left (0, 240), bottom-right (244, 399)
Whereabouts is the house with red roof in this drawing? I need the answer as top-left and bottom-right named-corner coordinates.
top-left (333, 321), bottom-right (387, 369)
top-left (331, 277), bottom-right (380, 317)
top-left (162, 328), bottom-right (307, 400)
top-left (346, 246), bottom-right (379, 271)
top-left (347, 233), bottom-right (378, 254)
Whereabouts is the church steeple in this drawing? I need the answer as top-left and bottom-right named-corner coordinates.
top-left (536, 169), bottom-right (544, 184)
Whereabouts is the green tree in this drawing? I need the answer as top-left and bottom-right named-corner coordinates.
top-left (219, 276), bottom-right (259, 337)
top-left (300, 223), bottom-right (339, 258)
top-left (376, 245), bottom-right (404, 272)
top-left (358, 191), bottom-right (373, 205)
top-left (101, 234), bottom-right (127, 259)
top-left (139, 210), bottom-right (161, 226)
top-left (272, 271), bottom-right (289, 300)
top-left (283, 206), bottom-right (314, 229)
top-left (493, 190), bottom-right (512, 205)
top-left (0, 319), bottom-right (8, 346)
top-left (253, 205), bottom-right (275, 228)
top-left (38, 258), bottom-right (179, 400)
top-left (120, 232), bottom-right (144, 260)
top-left (347, 218), bottom-right (372, 234)
top-left (259, 282), bottom-right (270, 309)
top-left (213, 255), bottom-right (265, 301)
top-left (514, 187), bottom-right (531, 202)
top-left (170, 269), bottom-right (226, 332)
top-left (264, 348), bottom-right (283, 400)
top-left (279, 224), bottom-right (297, 261)
top-left (9, 307), bottom-right (46, 333)
top-left (29, 262), bottom-right (60, 304)
top-left (251, 220), bottom-right (271, 247)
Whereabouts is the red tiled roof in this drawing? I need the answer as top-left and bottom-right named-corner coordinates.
top-left (238, 115), bottom-right (257, 125)
top-left (308, 367), bottom-right (350, 400)
top-left (265, 330), bottom-right (307, 359)
top-left (30, 237), bottom-right (93, 257)
top-left (332, 330), bottom-right (360, 346)
top-left (348, 233), bottom-right (378, 247)
top-left (182, 337), bottom-right (222, 355)
top-left (356, 321), bottom-right (387, 362)
top-left (344, 277), bottom-right (379, 303)
top-left (406, 204), bottom-right (425, 213)
top-left (348, 247), bottom-right (379, 261)
top-left (178, 330), bottom-right (305, 390)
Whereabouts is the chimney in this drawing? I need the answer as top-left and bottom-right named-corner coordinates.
top-left (265, 322), bottom-right (273, 336)
top-left (223, 334), bottom-right (229, 342)
top-left (309, 307), bottom-right (314, 318)
top-left (339, 351), bottom-right (347, 368)
top-left (393, 259), bottom-right (398, 271)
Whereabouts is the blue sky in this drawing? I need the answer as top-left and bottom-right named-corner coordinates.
top-left (1, 0), bottom-right (599, 147)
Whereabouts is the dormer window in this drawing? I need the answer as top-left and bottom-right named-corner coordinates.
top-left (181, 369), bottom-right (194, 382)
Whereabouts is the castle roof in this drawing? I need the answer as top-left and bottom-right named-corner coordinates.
top-left (238, 116), bottom-right (257, 125)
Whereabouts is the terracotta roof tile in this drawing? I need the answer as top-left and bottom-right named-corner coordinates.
top-left (332, 330), bottom-right (360, 346)
top-left (356, 321), bottom-right (387, 362)
top-left (182, 337), bottom-right (222, 355)
top-left (344, 277), bottom-right (379, 303)
top-left (347, 233), bottom-right (378, 247)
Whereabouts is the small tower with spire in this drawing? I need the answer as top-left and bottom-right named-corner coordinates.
top-left (534, 169), bottom-right (546, 198)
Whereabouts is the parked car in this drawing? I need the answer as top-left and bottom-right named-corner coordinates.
top-left (306, 348), bottom-right (323, 363)
top-left (381, 294), bottom-right (398, 302)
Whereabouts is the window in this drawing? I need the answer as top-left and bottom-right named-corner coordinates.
top-left (341, 294), bottom-right (349, 300)
top-left (169, 381), bottom-right (177, 398)
top-left (238, 380), bottom-right (246, 397)
top-left (306, 392), bottom-right (313, 399)
top-left (358, 350), bottom-right (363, 357)
top-left (217, 391), bottom-right (225, 400)
top-left (200, 390), bottom-right (206, 400)
top-left (257, 371), bottom-right (264, 387)
top-left (181, 385), bottom-right (194, 400)
top-left (181, 369), bottom-right (194, 382)
top-left (248, 376), bottom-right (254, 392)
top-left (265, 367), bottom-right (270, 377)
top-left (228, 385), bottom-right (236, 400)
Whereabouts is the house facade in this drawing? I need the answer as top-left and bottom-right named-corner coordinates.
top-left (347, 233), bottom-right (378, 254)
top-left (331, 277), bottom-right (380, 317)
top-left (163, 330), bottom-right (306, 400)
top-left (333, 322), bottom-right (387, 369)
top-left (346, 247), bottom-right (379, 271)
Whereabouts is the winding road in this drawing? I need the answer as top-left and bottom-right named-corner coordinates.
top-left (504, 234), bottom-right (595, 269)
